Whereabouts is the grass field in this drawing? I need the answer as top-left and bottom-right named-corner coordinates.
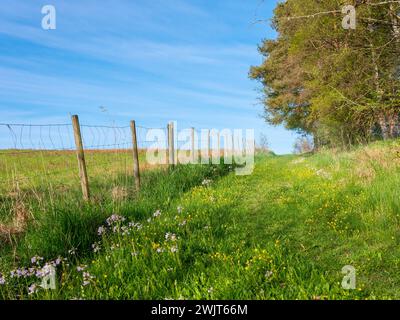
top-left (1, 140), bottom-right (400, 299)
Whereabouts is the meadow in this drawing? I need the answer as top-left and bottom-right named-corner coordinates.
top-left (1, 139), bottom-right (400, 299)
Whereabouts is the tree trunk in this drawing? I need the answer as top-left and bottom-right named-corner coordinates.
top-left (378, 113), bottom-right (390, 140)
top-left (388, 112), bottom-right (400, 138)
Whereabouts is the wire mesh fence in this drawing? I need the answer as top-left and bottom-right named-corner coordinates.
top-left (0, 118), bottom-right (177, 222)
top-left (0, 116), bottom-right (238, 221)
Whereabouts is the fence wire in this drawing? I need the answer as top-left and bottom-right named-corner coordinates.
top-left (0, 122), bottom-right (171, 220)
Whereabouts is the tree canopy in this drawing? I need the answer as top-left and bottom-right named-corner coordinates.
top-left (250, 0), bottom-right (400, 148)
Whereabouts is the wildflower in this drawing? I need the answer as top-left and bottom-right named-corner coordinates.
top-left (129, 222), bottom-right (142, 230)
top-left (16, 268), bottom-right (29, 278)
top-left (131, 252), bottom-right (138, 257)
top-left (202, 179), bottom-right (212, 187)
top-left (28, 284), bottom-right (38, 295)
top-left (147, 218), bottom-right (152, 223)
top-left (208, 287), bottom-right (214, 294)
top-left (156, 248), bottom-right (165, 253)
top-left (28, 268), bottom-right (36, 276)
top-left (178, 220), bottom-right (187, 227)
top-left (97, 226), bottom-right (106, 236)
top-left (153, 210), bottom-right (162, 218)
top-left (92, 242), bottom-right (101, 253)
top-left (68, 248), bottom-right (77, 255)
top-left (177, 206), bottom-right (183, 214)
top-left (265, 271), bottom-right (273, 279)
top-left (36, 264), bottom-right (53, 278)
top-left (0, 274), bottom-right (5, 285)
top-left (170, 246), bottom-right (178, 253)
top-left (106, 214), bottom-right (126, 226)
top-left (110, 243), bottom-right (120, 250)
top-left (76, 265), bottom-right (87, 272)
top-left (82, 272), bottom-right (95, 286)
top-left (31, 256), bottom-right (44, 265)
top-left (121, 226), bottom-right (130, 235)
top-left (165, 233), bottom-right (177, 242)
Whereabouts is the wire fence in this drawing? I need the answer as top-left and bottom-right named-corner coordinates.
top-left (0, 115), bottom-right (244, 224)
top-left (0, 118), bottom-right (175, 220)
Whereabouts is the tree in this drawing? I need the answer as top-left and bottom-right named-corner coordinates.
top-left (293, 136), bottom-right (314, 154)
top-left (259, 133), bottom-right (270, 151)
top-left (250, 0), bottom-right (400, 148)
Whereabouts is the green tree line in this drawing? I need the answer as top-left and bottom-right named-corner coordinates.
top-left (250, 0), bottom-right (400, 148)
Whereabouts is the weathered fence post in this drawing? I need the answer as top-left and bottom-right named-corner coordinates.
top-left (168, 122), bottom-right (175, 167)
top-left (191, 127), bottom-right (196, 164)
top-left (130, 120), bottom-right (141, 191)
top-left (71, 115), bottom-right (90, 201)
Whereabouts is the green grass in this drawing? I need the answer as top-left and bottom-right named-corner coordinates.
top-left (1, 141), bottom-right (400, 299)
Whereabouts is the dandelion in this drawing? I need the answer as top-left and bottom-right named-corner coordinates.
top-left (153, 210), bottom-right (162, 218)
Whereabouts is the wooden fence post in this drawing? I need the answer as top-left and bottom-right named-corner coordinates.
top-left (130, 120), bottom-right (141, 191)
top-left (168, 122), bottom-right (175, 167)
top-left (71, 115), bottom-right (90, 201)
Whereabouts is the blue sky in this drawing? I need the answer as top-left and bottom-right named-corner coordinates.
top-left (0, 0), bottom-right (297, 154)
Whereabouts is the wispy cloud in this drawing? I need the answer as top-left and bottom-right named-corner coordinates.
top-left (0, 0), bottom-right (295, 154)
